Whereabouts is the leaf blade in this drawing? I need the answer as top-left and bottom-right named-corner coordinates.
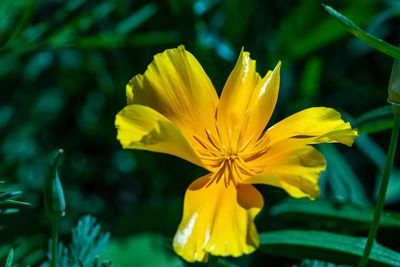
top-left (259, 230), bottom-right (400, 267)
top-left (323, 4), bottom-right (400, 59)
top-left (269, 198), bottom-right (400, 231)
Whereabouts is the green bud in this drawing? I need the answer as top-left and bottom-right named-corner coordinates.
top-left (388, 58), bottom-right (400, 105)
top-left (44, 149), bottom-right (66, 220)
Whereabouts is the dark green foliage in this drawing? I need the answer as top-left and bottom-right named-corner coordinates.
top-left (259, 230), bottom-right (400, 267)
top-left (44, 215), bottom-right (111, 267)
top-left (5, 248), bottom-right (14, 267)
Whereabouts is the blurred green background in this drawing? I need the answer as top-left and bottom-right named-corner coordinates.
top-left (1, 0), bottom-right (400, 266)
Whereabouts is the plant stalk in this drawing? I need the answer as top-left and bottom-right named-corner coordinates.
top-left (50, 218), bottom-right (59, 267)
top-left (358, 105), bottom-right (400, 267)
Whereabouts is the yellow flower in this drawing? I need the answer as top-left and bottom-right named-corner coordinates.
top-left (115, 46), bottom-right (358, 262)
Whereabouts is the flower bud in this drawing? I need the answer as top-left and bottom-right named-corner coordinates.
top-left (44, 149), bottom-right (66, 220)
top-left (388, 58), bottom-right (400, 105)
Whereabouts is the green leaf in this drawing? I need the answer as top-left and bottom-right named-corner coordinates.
top-left (319, 145), bottom-right (369, 204)
top-left (355, 134), bottom-right (400, 204)
top-left (208, 256), bottom-right (238, 267)
top-left (300, 57), bottom-right (322, 98)
top-left (323, 4), bottom-right (400, 59)
top-left (281, 1), bottom-right (375, 60)
top-left (354, 106), bottom-right (394, 134)
top-left (355, 106), bottom-right (393, 128)
top-left (1, 199), bottom-right (31, 206)
top-left (269, 198), bottom-right (400, 231)
top-left (259, 230), bottom-right (400, 267)
top-left (5, 248), bottom-right (14, 267)
top-left (358, 120), bottom-right (394, 134)
top-left (116, 3), bottom-right (158, 34)
top-left (103, 234), bottom-right (182, 267)
top-left (74, 31), bottom-right (180, 48)
top-left (0, 191), bottom-right (21, 201)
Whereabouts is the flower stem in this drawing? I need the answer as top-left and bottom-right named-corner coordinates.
top-left (358, 104), bottom-right (400, 267)
top-left (50, 218), bottom-right (59, 267)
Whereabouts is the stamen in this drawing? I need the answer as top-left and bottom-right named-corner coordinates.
top-left (193, 127), bottom-right (271, 188)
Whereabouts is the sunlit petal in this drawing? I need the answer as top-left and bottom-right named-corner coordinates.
top-left (173, 175), bottom-right (263, 262)
top-left (127, 45), bottom-right (219, 140)
top-left (115, 105), bottom-right (203, 167)
top-left (216, 49), bottom-right (260, 143)
top-left (266, 107), bottom-right (358, 147)
top-left (245, 139), bottom-right (326, 199)
top-left (246, 62), bottom-right (281, 139)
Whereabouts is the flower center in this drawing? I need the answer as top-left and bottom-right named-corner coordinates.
top-left (192, 127), bottom-right (269, 187)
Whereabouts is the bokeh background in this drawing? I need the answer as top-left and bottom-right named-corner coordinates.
top-left (1, 0), bottom-right (400, 266)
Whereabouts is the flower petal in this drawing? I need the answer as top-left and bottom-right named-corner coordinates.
top-left (173, 175), bottom-right (263, 262)
top-left (216, 49), bottom-right (281, 145)
top-left (245, 140), bottom-right (326, 199)
top-left (127, 45), bottom-right (219, 139)
top-left (246, 62), bottom-right (281, 139)
top-left (115, 104), bottom-right (203, 167)
top-left (266, 107), bottom-right (358, 147)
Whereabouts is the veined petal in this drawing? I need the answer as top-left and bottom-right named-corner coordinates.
top-left (115, 105), bottom-right (203, 167)
top-left (246, 62), bottom-right (281, 139)
top-left (216, 49), bottom-right (260, 145)
top-left (216, 49), bottom-right (281, 147)
top-left (245, 140), bottom-right (326, 199)
top-left (266, 107), bottom-right (358, 147)
top-left (127, 45), bottom-right (219, 139)
top-left (173, 175), bottom-right (263, 262)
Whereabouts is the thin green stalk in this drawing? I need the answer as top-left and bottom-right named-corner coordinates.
top-left (358, 105), bottom-right (400, 267)
top-left (51, 218), bottom-right (59, 267)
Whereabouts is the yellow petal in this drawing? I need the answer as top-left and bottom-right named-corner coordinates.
top-left (216, 49), bottom-right (259, 143)
top-left (266, 107), bottom-right (358, 147)
top-left (115, 105), bottom-right (203, 167)
top-left (216, 49), bottom-right (281, 145)
top-left (245, 140), bottom-right (326, 199)
top-left (246, 62), bottom-right (281, 139)
top-left (173, 175), bottom-right (263, 262)
top-left (127, 45), bottom-right (219, 140)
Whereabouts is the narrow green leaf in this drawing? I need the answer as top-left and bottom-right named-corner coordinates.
top-left (5, 248), bottom-right (14, 267)
top-left (5, 0), bottom-right (37, 45)
top-left (359, 119), bottom-right (394, 134)
top-left (354, 134), bottom-right (400, 204)
top-left (116, 3), bottom-right (158, 34)
top-left (0, 191), bottom-right (21, 201)
top-left (323, 4), bottom-right (400, 59)
top-left (1, 199), bottom-right (31, 206)
top-left (355, 106), bottom-right (393, 129)
top-left (320, 145), bottom-right (369, 204)
top-left (354, 106), bottom-right (394, 134)
top-left (300, 57), bottom-right (322, 98)
top-left (208, 256), bottom-right (237, 267)
top-left (259, 230), bottom-right (400, 267)
top-left (283, 1), bottom-right (375, 60)
top-left (269, 198), bottom-right (400, 231)
top-left (75, 31), bottom-right (180, 48)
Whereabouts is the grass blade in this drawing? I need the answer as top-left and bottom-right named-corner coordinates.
top-left (259, 230), bottom-right (400, 267)
top-left (320, 145), bottom-right (369, 204)
top-left (323, 4), bottom-right (400, 59)
top-left (5, 248), bottom-right (14, 267)
top-left (269, 198), bottom-right (400, 231)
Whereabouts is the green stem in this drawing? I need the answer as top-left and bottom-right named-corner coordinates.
top-left (358, 105), bottom-right (400, 267)
top-left (50, 218), bottom-right (59, 267)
